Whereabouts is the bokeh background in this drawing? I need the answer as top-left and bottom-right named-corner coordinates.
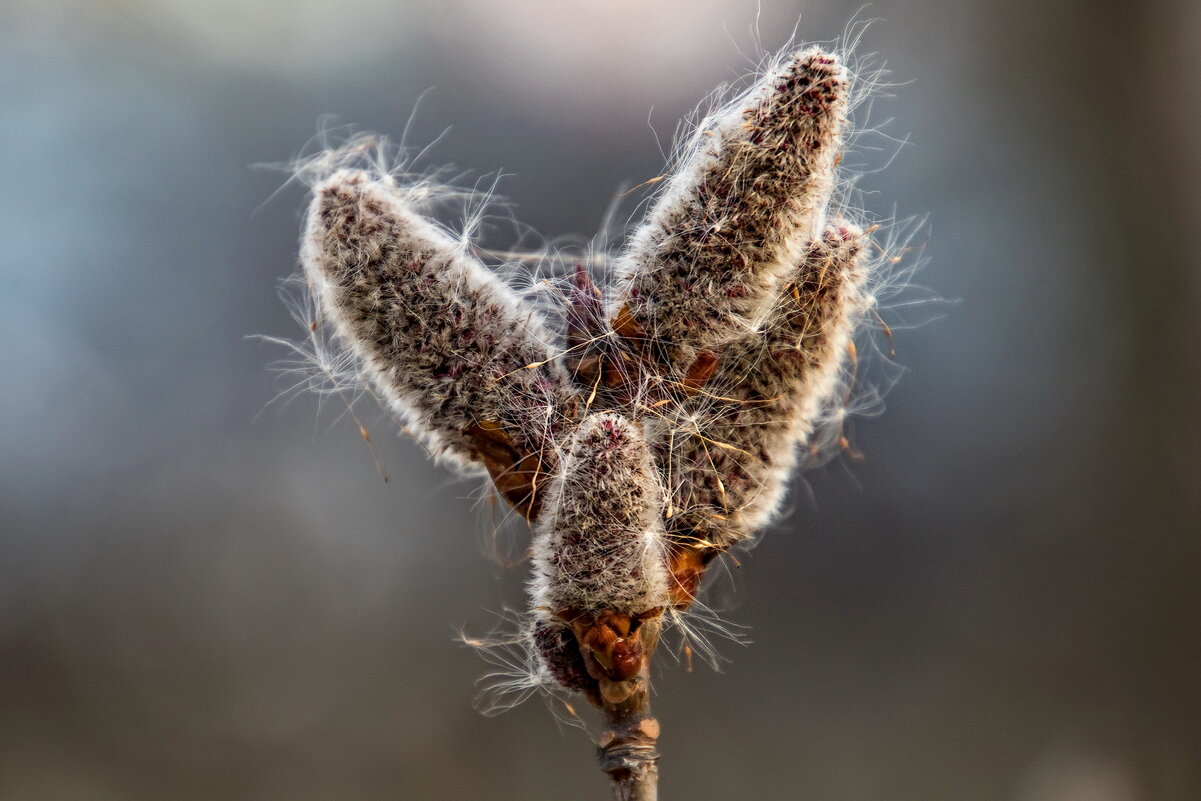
top-left (2, 1), bottom-right (1199, 799)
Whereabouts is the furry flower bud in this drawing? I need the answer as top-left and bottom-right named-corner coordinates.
top-left (531, 412), bottom-right (668, 617)
top-left (661, 224), bottom-right (868, 552)
top-left (612, 48), bottom-right (850, 376)
top-left (301, 170), bottom-right (575, 516)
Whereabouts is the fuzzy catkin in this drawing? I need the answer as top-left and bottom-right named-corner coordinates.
top-left (283, 44), bottom-right (901, 740)
top-left (301, 170), bottom-right (575, 482)
top-left (660, 224), bottom-right (868, 550)
top-left (530, 412), bottom-right (668, 618)
top-left (611, 48), bottom-right (849, 376)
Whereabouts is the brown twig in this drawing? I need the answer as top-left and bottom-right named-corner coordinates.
top-left (597, 664), bottom-right (660, 801)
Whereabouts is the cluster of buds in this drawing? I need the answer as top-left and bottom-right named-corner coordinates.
top-left (295, 45), bottom-right (878, 800)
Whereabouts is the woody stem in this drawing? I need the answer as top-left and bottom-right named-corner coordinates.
top-left (597, 663), bottom-right (660, 801)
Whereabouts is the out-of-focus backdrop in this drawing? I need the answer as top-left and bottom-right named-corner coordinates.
top-left (2, 1), bottom-right (1199, 799)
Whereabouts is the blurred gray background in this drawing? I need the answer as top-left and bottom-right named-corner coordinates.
top-left (2, 1), bottom-right (1199, 799)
